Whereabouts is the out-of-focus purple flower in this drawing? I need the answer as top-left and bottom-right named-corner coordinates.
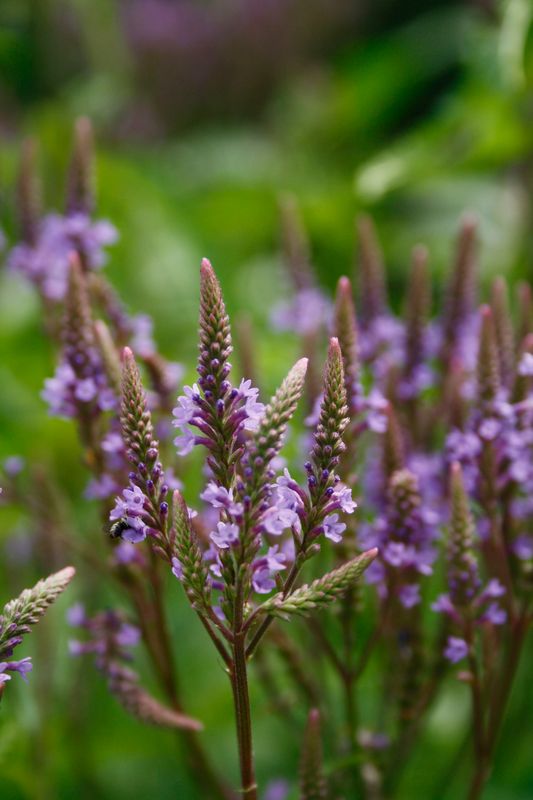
top-left (8, 212), bottom-right (118, 301)
top-left (512, 535), bottom-right (533, 560)
top-left (263, 778), bottom-right (290, 800)
top-left (398, 584), bottom-right (421, 609)
top-left (112, 541), bottom-right (147, 567)
top-left (271, 287), bottom-right (332, 336)
top-left (480, 603), bottom-right (507, 625)
top-left (67, 603), bottom-right (87, 627)
top-left (3, 457), bottom-right (25, 477)
top-left (444, 636), bottom-right (469, 664)
top-left (518, 352), bottom-right (533, 376)
top-left (129, 314), bottom-right (156, 358)
top-left (42, 358), bottom-right (115, 419)
top-left (84, 473), bottom-right (119, 500)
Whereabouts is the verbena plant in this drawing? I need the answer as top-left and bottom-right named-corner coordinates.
top-left (3, 119), bottom-right (532, 799)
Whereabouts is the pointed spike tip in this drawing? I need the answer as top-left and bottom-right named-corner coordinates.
top-left (337, 275), bottom-right (352, 295)
top-left (308, 708), bottom-right (320, 725)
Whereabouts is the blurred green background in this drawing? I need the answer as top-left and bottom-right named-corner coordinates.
top-left (0, 1), bottom-right (532, 798)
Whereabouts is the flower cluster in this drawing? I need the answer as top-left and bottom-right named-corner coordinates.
top-left (8, 212), bottom-right (117, 301)
top-left (108, 262), bottom-right (362, 631)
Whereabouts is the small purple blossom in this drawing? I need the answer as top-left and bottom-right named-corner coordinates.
top-left (444, 636), bottom-right (469, 664)
top-left (200, 482), bottom-right (243, 516)
top-left (8, 212), bottom-right (117, 301)
top-left (322, 513), bottom-right (345, 543)
top-left (210, 521), bottom-right (240, 549)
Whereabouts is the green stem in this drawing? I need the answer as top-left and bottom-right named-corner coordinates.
top-left (231, 633), bottom-right (257, 800)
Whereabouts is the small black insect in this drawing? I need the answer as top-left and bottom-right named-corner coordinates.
top-left (109, 518), bottom-right (130, 540)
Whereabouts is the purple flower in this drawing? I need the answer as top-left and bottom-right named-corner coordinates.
top-left (8, 212), bottom-right (117, 301)
top-left (478, 418), bottom-right (501, 441)
top-left (172, 384), bottom-right (200, 427)
top-left (112, 541), bottom-right (146, 566)
top-left (115, 624), bottom-right (141, 648)
top-left (129, 314), bottom-right (156, 358)
top-left (109, 485), bottom-right (149, 543)
top-left (3, 456), bottom-right (25, 477)
top-left (271, 287), bottom-right (332, 336)
top-left (171, 556), bottom-right (183, 580)
top-left (480, 603), bottom-right (507, 625)
top-left (210, 521), bottom-right (240, 549)
top-left (261, 505), bottom-right (300, 536)
top-left (444, 636), bottom-right (469, 664)
top-left (365, 389), bottom-right (388, 433)
top-left (238, 379), bottom-right (265, 432)
top-left (67, 603), bottom-right (87, 627)
top-left (322, 513), bottom-right (345, 543)
top-left (174, 427), bottom-right (197, 456)
top-left (518, 352), bottom-right (533, 376)
top-left (123, 485), bottom-right (147, 513)
top-left (263, 779), bottom-right (290, 800)
top-left (251, 545), bottom-right (287, 593)
top-left (330, 484), bottom-right (357, 514)
top-left (0, 667), bottom-right (11, 685)
top-left (4, 657), bottom-right (33, 682)
top-left (84, 474), bottom-right (119, 500)
top-left (398, 583), bottom-right (421, 608)
top-left (512, 535), bottom-right (533, 560)
top-left (200, 482), bottom-right (243, 516)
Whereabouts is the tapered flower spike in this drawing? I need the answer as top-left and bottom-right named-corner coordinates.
top-left (172, 490), bottom-right (210, 609)
top-left (334, 276), bottom-right (361, 413)
top-left (299, 708), bottom-right (328, 800)
top-left (387, 469), bottom-right (421, 539)
top-left (279, 194), bottom-right (314, 292)
top-left (66, 117), bottom-right (95, 215)
top-left (447, 463), bottom-right (479, 608)
top-left (94, 319), bottom-right (122, 393)
top-left (356, 214), bottom-right (387, 326)
top-left (311, 338), bottom-right (349, 479)
top-left (120, 346), bottom-right (156, 466)
top-left (477, 305), bottom-right (501, 407)
top-left (64, 254), bottom-right (96, 378)
top-left (404, 244), bottom-right (430, 377)
top-left (490, 277), bottom-right (514, 388)
top-left (441, 213), bottom-right (478, 364)
top-left (0, 567), bottom-right (75, 656)
top-left (258, 549), bottom-right (378, 618)
top-left (16, 138), bottom-right (41, 245)
top-left (198, 258), bottom-right (233, 394)
top-left (442, 357), bottom-right (468, 429)
top-left (383, 403), bottom-right (405, 480)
